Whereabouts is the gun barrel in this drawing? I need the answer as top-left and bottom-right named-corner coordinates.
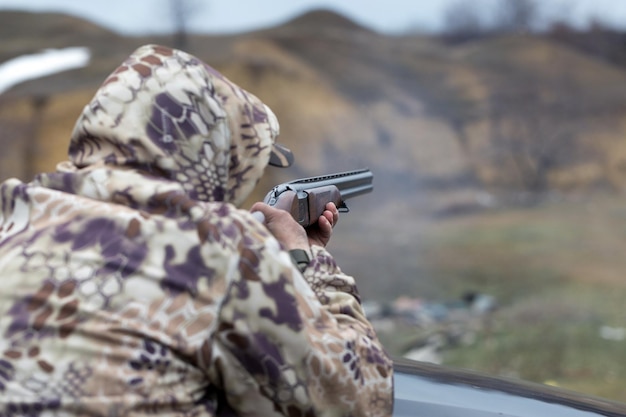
top-left (287, 169), bottom-right (373, 199)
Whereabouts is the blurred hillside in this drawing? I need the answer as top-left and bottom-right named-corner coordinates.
top-left (3, 10), bottom-right (626, 193)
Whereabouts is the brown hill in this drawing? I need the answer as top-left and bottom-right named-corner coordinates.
top-left (0, 10), bottom-right (626, 196)
top-left (2, 9), bottom-right (626, 200)
top-left (273, 9), bottom-right (373, 33)
top-left (0, 10), bottom-right (121, 60)
top-left (0, 10), bottom-right (118, 38)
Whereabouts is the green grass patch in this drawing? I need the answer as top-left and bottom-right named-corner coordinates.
top-left (438, 285), bottom-right (626, 401)
top-left (376, 193), bottom-right (626, 402)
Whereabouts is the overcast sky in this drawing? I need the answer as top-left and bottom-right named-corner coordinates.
top-left (1, 0), bottom-right (626, 35)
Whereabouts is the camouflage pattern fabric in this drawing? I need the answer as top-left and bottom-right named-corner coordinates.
top-left (0, 45), bottom-right (393, 416)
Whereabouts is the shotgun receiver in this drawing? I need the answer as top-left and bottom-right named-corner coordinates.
top-left (259, 168), bottom-right (373, 227)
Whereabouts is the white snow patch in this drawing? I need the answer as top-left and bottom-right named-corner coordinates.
top-left (0, 47), bottom-right (91, 94)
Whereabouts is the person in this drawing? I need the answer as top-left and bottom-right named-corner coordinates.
top-left (0, 44), bottom-right (393, 416)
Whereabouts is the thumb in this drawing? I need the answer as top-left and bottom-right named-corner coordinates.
top-left (251, 211), bottom-right (265, 223)
top-left (250, 202), bottom-right (269, 223)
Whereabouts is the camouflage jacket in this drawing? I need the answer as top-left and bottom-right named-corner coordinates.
top-left (0, 45), bottom-right (393, 416)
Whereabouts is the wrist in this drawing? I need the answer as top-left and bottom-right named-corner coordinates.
top-left (282, 235), bottom-right (310, 252)
top-left (289, 249), bottom-right (311, 272)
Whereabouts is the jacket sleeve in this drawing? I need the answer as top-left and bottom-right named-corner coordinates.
top-left (299, 244), bottom-right (394, 416)
top-left (204, 219), bottom-right (393, 417)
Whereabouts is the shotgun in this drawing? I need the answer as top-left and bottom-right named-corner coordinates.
top-left (254, 169), bottom-right (373, 227)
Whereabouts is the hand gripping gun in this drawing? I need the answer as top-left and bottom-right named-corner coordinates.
top-left (254, 168), bottom-right (373, 227)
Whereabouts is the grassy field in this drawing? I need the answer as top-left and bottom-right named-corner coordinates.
top-left (357, 190), bottom-right (626, 402)
top-left (442, 285), bottom-right (626, 400)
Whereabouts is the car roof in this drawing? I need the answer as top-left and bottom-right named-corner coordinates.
top-left (393, 357), bottom-right (626, 417)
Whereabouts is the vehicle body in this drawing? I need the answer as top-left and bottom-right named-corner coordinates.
top-left (393, 357), bottom-right (626, 416)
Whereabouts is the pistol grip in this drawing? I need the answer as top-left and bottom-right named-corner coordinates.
top-left (307, 185), bottom-right (343, 221)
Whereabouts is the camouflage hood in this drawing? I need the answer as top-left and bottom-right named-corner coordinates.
top-left (42, 44), bottom-right (288, 207)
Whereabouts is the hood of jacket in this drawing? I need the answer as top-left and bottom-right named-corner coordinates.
top-left (50, 44), bottom-right (280, 208)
